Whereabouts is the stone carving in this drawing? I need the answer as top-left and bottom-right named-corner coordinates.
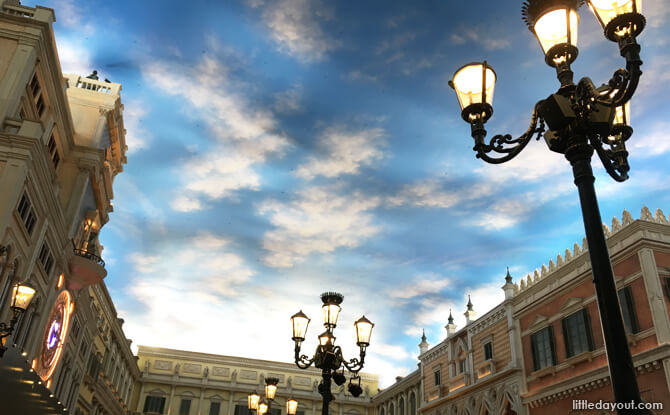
top-left (556, 254), bottom-right (563, 267)
top-left (656, 208), bottom-right (668, 224)
top-left (582, 237), bottom-right (588, 251)
top-left (603, 223), bottom-right (610, 236)
top-left (175, 364), bottom-right (180, 374)
top-left (612, 216), bottom-right (622, 232)
top-left (231, 370), bottom-right (237, 381)
top-left (266, 373), bottom-right (285, 383)
top-left (212, 367), bottom-right (230, 377)
top-left (540, 264), bottom-right (548, 276)
top-left (182, 363), bottom-right (202, 374)
top-left (239, 370), bottom-right (257, 380)
top-left (154, 360), bottom-right (172, 370)
top-left (641, 206), bottom-right (654, 221)
top-left (533, 269), bottom-right (540, 281)
top-left (565, 248), bottom-right (572, 261)
top-left (526, 274), bottom-right (532, 286)
top-left (622, 209), bottom-right (633, 225)
top-left (204, 367), bottom-right (209, 377)
top-left (145, 361), bottom-right (150, 371)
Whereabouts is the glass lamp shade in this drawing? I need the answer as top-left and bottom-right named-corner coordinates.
top-left (265, 377), bottom-right (279, 400)
top-left (588, 0), bottom-right (641, 29)
top-left (614, 101), bottom-right (631, 125)
top-left (318, 331), bottom-right (335, 346)
top-left (258, 402), bottom-right (269, 415)
top-left (534, 8), bottom-right (579, 55)
top-left (286, 399), bottom-right (299, 415)
top-left (10, 283), bottom-right (36, 311)
top-left (248, 393), bottom-right (261, 410)
top-left (354, 315), bottom-right (374, 347)
top-left (450, 62), bottom-right (496, 114)
top-left (291, 310), bottom-right (310, 342)
top-left (322, 303), bottom-right (341, 328)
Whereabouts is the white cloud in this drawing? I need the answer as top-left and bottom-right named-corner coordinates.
top-left (629, 120), bottom-right (670, 156)
top-left (144, 55), bottom-right (291, 209)
top-left (388, 274), bottom-right (450, 299)
top-left (374, 343), bottom-right (411, 360)
top-left (129, 253), bottom-right (160, 274)
top-left (296, 126), bottom-right (385, 179)
top-left (273, 84), bottom-right (303, 114)
top-left (48, 0), bottom-right (94, 33)
top-left (171, 195), bottom-right (203, 212)
top-left (123, 99), bottom-right (151, 153)
top-left (258, 185), bottom-right (380, 268)
top-left (56, 37), bottom-right (93, 76)
top-left (254, 0), bottom-right (341, 62)
top-left (388, 179), bottom-right (494, 209)
top-left (450, 26), bottom-right (511, 50)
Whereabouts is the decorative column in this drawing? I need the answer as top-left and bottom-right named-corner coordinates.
top-left (637, 248), bottom-right (670, 343)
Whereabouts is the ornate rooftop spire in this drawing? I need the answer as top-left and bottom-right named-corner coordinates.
top-left (505, 267), bottom-right (513, 283)
top-left (448, 309), bottom-right (454, 324)
top-left (467, 295), bottom-right (473, 311)
top-left (421, 329), bottom-right (427, 342)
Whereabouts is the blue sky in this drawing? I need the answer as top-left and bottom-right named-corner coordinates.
top-left (40, 0), bottom-right (670, 386)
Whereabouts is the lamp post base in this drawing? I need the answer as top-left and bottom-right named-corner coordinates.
top-left (566, 142), bottom-right (650, 415)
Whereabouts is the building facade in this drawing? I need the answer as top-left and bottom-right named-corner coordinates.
top-left (379, 207), bottom-right (670, 415)
top-left (0, 1), bottom-right (136, 414)
top-left (132, 346), bottom-right (379, 415)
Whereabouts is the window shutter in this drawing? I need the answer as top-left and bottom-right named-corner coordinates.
top-left (582, 308), bottom-right (595, 351)
top-left (548, 326), bottom-right (557, 365)
top-left (530, 333), bottom-right (539, 371)
top-left (561, 318), bottom-right (571, 358)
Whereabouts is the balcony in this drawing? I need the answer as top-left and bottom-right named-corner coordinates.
top-left (68, 243), bottom-right (107, 289)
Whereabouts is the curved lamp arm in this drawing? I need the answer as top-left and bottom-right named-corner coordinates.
top-left (589, 128), bottom-right (632, 182)
top-left (336, 346), bottom-right (366, 374)
top-left (469, 102), bottom-right (545, 164)
top-left (294, 343), bottom-right (315, 369)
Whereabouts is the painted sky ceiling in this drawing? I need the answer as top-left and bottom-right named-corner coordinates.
top-left (39, 0), bottom-right (670, 387)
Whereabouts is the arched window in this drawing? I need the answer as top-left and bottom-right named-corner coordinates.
top-left (409, 393), bottom-right (416, 415)
top-left (389, 403), bottom-right (394, 415)
top-left (399, 398), bottom-right (405, 415)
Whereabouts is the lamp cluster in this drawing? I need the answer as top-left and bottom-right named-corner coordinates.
top-left (448, 0), bottom-right (642, 182)
top-left (0, 282), bottom-right (37, 357)
top-left (248, 377), bottom-right (298, 415)
top-left (291, 292), bottom-right (373, 412)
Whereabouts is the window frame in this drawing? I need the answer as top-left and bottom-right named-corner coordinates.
top-left (562, 308), bottom-right (595, 358)
top-left (618, 285), bottom-right (640, 334)
top-left (483, 342), bottom-right (493, 361)
top-left (143, 395), bottom-right (166, 414)
top-left (433, 368), bottom-right (441, 386)
top-left (530, 325), bottom-right (557, 371)
top-left (179, 398), bottom-right (192, 415)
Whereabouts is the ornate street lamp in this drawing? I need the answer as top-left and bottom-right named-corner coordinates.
top-left (449, 0), bottom-right (646, 412)
top-left (248, 377), bottom-right (297, 415)
top-left (0, 282), bottom-right (37, 357)
top-left (291, 292), bottom-right (373, 415)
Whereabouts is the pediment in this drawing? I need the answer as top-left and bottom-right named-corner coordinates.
top-left (528, 314), bottom-right (548, 330)
top-left (559, 297), bottom-right (584, 312)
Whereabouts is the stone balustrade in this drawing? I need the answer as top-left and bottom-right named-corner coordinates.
top-left (65, 74), bottom-right (121, 96)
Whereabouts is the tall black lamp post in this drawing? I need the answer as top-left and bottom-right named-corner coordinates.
top-left (291, 292), bottom-right (374, 415)
top-left (0, 282), bottom-right (37, 357)
top-left (448, 0), bottom-right (646, 413)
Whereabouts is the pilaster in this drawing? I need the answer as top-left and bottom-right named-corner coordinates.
top-left (0, 160), bottom-right (27, 238)
top-left (638, 248), bottom-right (670, 343)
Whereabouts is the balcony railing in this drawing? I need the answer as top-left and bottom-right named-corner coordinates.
top-left (73, 247), bottom-right (105, 267)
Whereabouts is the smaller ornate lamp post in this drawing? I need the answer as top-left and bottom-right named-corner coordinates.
top-left (248, 377), bottom-right (298, 415)
top-left (0, 282), bottom-right (37, 357)
top-left (291, 292), bottom-right (374, 415)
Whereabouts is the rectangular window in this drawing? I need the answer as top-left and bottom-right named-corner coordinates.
top-left (47, 133), bottom-right (60, 170)
top-left (483, 342), bottom-right (493, 360)
top-left (459, 359), bottom-right (466, 373)
top-left (664, 277), bottom-right (670, 302)
top-left (30, 73), bottom-right (45, 117)
top-left (209, 402), bottom-right (221, 415)
top-left (71, 319), bottom-right (80, 339)
top-left (618, 286), bottom-right (640, 334)
top-left (179, 399), bottom-right (191, 415)
top-left (235, 405), bottom-right (248, 415)
top-left (531, 326), bottom-right (556, 371)
top-left (143, 396), bottom-right (166, 414)
top-left (433, 369), bottom-right (441, 386)
top-left (562, 309), bottom-right (594, 358)
top-left (16, 192), bottom-right (37, 235)
top-left (38, 242), bottom-right (54, 275)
